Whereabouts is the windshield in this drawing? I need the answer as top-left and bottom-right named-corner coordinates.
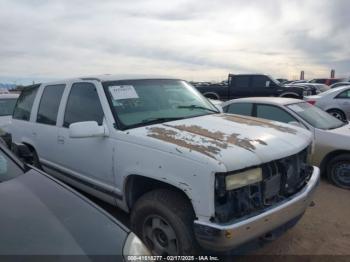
top-left (103, 79), bottom-right (219, 129)
top-left (0, 98), bottom-right (17, 116)
top-left (287, 102), bottom-right (345, 130)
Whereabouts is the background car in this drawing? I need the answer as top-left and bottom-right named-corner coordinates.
top-left (330, 82), bottom-right (350, 89)
top-left (304, 86), bottom-right (350, 122)
top-left (0, 93), bottom-right (19, 131)
top-left (284, 82), bottom-right (328, 94)
top-left (309, 78), bottom-right (345, 86)
top-left (221, 97), bottom-right (350, 189)
top-left (0, 141), bottom-right (149, 256)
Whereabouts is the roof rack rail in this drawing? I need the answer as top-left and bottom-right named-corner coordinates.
top-left (80, 77), bottom-right (101, 82)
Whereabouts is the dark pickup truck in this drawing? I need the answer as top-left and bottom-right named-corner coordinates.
top-left (195, 74), bottom-right (314, 101)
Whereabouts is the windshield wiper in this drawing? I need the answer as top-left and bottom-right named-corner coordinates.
top-left (177, 105), bottom-right (219, 113)
top-left (141, 117), bottom-right (185, 125)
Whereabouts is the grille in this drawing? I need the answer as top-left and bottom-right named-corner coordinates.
top-left (214, 147), bottom-right (313, 224)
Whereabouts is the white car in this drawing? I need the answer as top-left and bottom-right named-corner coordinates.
top-left (222, 97), bottom-right (350, 189)
top-left (304, 85), bottom-right (350, 122)
top-left (10, 76), bottom-right (319, 254)
top-left (0, 93), bottom-right (19, 131)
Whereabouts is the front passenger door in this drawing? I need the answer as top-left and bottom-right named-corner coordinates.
top-left (56, 82), bottom-right (115, 188)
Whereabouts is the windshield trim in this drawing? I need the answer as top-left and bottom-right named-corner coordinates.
top-left (102, 79), bottom-right (219, 131)
top-left (286, 102), bottom-right (346, 130)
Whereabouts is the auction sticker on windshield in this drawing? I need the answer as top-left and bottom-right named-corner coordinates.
top-left (109, 85), bottom-right (139, 100)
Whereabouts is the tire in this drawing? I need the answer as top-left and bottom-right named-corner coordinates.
top-left (327, 109), bottom-right (346, 122)
top-left (130, 189), bottom-right (197, 255)
top-left (327, 154), bottom-right (350, 189)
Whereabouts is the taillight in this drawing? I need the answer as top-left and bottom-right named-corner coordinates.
top-left (307, 100), bottom-right (316, 105)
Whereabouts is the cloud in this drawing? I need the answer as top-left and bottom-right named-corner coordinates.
top-left (0, 0), bottom-right (349, 84)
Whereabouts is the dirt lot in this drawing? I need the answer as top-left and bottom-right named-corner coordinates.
top-left (91, 179), bottom-right (350, 255)
top-left (252, 180), bottom-right (350, 255)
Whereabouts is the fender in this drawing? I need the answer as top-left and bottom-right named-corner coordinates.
top-left (279, 92), bottom-right (300, 98)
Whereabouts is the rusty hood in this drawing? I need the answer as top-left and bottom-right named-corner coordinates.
top-left (127, 114), bottom-right (312, 171)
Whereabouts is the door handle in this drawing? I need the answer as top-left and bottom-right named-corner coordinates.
top-left (57, 136), bottom-right (65, 144)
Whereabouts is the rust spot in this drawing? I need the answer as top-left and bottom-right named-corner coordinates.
top-left (169, 124), bottom-right (266, 152)
top-left (147, 127), bottom-right (221, 158)
top-left (219, 114), bottom-right (297, 134)
top-left (147, 123), bottom-right (269, 159)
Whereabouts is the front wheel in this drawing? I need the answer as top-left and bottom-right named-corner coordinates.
top-left (327, 154), bottom-right (350, 189)
top-left (130, 189), bottom-right (198, 255)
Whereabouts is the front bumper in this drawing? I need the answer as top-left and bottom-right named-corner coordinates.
top-left (194, 166), bottom-right (320, 251)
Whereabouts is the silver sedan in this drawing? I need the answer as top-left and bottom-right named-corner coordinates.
top-left (304, 85), bottom-right (350, 122)
top-left (221, 97), bottom-right (350, 189)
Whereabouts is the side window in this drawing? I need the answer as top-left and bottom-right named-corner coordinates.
top-left (336, 90), bottom-right (350, 99)
top-left (256, 104), bottom-right (296, 124)
top-left (0, 99), bottom-right (17, 116)
top-left (13, 85), bottom-right (39, 121)
top-left (225, 103), bottom-right (253, 116)
top-left (64, 83), bottom-right (104, 128)
top-left (37, 84), bottom-right (65, 126)
top-left (234, 76), bottom-right (250, 90)
top-left (251, 76), bottom-right (269, 89)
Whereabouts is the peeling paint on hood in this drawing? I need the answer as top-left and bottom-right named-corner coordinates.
top-left (128, 113), bottom-right (312, 171)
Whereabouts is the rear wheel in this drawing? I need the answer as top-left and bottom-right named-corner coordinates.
top-left (327, 154), bottom-right (350, 189)
top-left (327, 109), bottom-right (346, 122)
top-left (130, 189), bottom-right (197, 255)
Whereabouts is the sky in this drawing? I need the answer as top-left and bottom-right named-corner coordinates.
top-left (0, 0), bottom-right (349, 85)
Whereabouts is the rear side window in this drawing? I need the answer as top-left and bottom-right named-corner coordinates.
top-left (37, 84), bottom-right (65, 126)
top-left (64, 83), bottom-right (104, 128)
top-left (225, 103), bottom-right (253, 116)
top-left (13, 85), bottom-right (39, 121)
top-left (0, 99), bottom-right (17, 116)
top-left (336, 89), bottom-right (350, 99)
top-left (256, 104), bottom-right (296, 123)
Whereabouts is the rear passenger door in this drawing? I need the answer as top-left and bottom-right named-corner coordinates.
top-left (229, 76), bottom-right (251, 98)
top-left (55, 82), bottom-right (115, 189)
top-left (32, 84), bottom-right (66, 163)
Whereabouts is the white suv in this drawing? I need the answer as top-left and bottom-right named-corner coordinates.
top-left (10, 75), bottom-right (320, 255)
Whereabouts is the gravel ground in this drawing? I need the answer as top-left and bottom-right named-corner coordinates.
top-left (251, 180), bottom-right (350, 255)
top-left (87, 179), bottom-right (350, 256)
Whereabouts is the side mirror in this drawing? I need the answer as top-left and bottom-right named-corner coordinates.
top-left (69, 121), bottom-right (107, 138)
top-left (265, 81), bottom-right (271, 88)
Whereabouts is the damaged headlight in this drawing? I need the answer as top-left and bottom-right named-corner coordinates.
top-left (225, 168), bottom-right (263, 190)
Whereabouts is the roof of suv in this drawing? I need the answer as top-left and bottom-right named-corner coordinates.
top-left (36, 75), bottom-right (178, 86)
